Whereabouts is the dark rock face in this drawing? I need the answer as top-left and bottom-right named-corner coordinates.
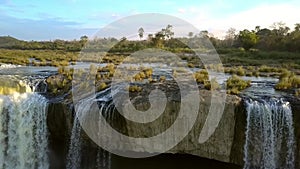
top-left (110, 153), bottom-right (242, 169)
top-left (46, 90), bottom-right (247, 168)
top-left (288, 98), bottom-right (300, 169)
top-left (124, 90), bottom-right (246, 166)
top-left (45, 89), bottom-right (299, 168)
top-left (47, 101), bottom-right (73, 169)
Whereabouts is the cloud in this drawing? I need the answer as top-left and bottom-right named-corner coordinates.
top-left (218, 3), bottom-right (300, 30)
top-left (180, 2), bottom-right (300, 38)
top-left (178, 8), bottom-right (186, 14)
top-left (0, 14), bottom-right (96, 40)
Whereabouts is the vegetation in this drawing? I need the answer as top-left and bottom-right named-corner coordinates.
top-left (204, 78), bottom-right (221, 91)
top-left (128, 85), bottom-right (142, 92)
top-left (193, 70), bottom-right (209, 83)
top-left (2, 23), bottom-right (300, 97)
top-left (237, 30), bottom-right (259, 50)
top-left (275, 70), bottom-right (300, 90)
top-left (226, 75), bottom-right (251, 94)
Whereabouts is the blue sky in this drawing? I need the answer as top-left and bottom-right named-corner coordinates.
top-left (0, 0), bottom-right (299, 40)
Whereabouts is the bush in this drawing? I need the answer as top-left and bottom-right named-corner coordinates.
top-left (226, 75), bottom-right (251, 94)
top-left (275, 70), bottom-right (300, 90)
top-left (128, 85), bottom-right (142, 92)
top-left (159, 76), bottom-right (166, 82)
top-left (258, 65), bottom-right (280, 73)
top-left (236, 66), bottom-right (245, 76)
top-left (194, 70), bottom-right (209, 83)
top-left (204, 78), bottom-right (220, 90)
top-left (97, 82), bottom-right (107, 91)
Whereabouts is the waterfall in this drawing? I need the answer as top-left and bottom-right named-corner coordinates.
top-left (243, 98), bottom-right (295, 169)
top-left (0, 93), bottom-right (49, 169)
top-left (67, 90), bottom-right (112, 169)
top-left (96, 148), bottom-right (111, 169)
top-left (66, 117), bottom-right (82, 169)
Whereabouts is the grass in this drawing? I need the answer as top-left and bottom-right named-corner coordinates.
top-left (226, 75), bottom-right (251, 94)
top-left (0, 49), bottom-right (77, 66)
top-left (204, 78), bottom-right (221, 91)
top-left (220, 49), bottom-right (300, 69)
top-left (193, 70), bottom-right (209, 83)
top-left (97, 82), bottom-right (108, 91)
top-left (25, 47), bottom-right (298, 97)
top-left (128, 85), bottom-right (142, 92)
top-left (275, 70), bottom-right (300, 90)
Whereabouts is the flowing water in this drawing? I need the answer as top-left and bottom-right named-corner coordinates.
top-left (66, 116), bottom-right (82, 169)
top-left (66, 90), bottom-right (112, 169)
top-left (243, 81), bottom-right (296, 169)
top-left (0, 65), bottom-right (50, 169)
top-left (3, 63), bottom-right (294, 169)
top-left (0, 92), bottom-right (49, 169)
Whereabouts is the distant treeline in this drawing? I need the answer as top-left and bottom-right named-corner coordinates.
top-left (0, 36), bottom-right (86, 51)
top-left (1, 22), bottom-right (299, 53)
top-left (217, 22), bottom-right (300, 52)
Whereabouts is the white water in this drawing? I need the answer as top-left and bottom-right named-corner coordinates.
top-left (243, 98), bottom-right (295, 169)
top-left (67, 94), bottom-right (112, 169)
top-left (0, 93), bottom-right (49, 169)
top-left (66, 117), bottom-right (82, 169)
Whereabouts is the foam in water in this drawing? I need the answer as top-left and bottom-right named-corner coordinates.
top-left (0, 64), bottom-right (21, 69)
top-left (0, 93), bottom-right (49, 169)
top-left (243, 98), bottom-right (295, 169)
top-left (0, 78), bottom-right (32, 95)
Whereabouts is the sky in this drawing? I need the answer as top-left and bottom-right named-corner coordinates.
top-left (0, 0), bottom-right (299, 40)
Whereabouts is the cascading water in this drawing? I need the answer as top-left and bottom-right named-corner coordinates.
top-left (0, 92), bottom-right (49, 169)
top-left (243, 98), bottom-right (295, 169)
top-left (67, 88), bottom-right (112, 169)
top-left (96, 148), bottom-right (111, 169)
top-left (66, 116), bottom-right (82, 169)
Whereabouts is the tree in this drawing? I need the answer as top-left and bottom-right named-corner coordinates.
top-left (295, 23), bottom-right (300, 32)
top-left (188, 32), bottom-right (194, 38)
top-left (148, 34), bottom-right (153, 40)
top-left (150, 25), bottom-right (174, 48)
top-left (255, 26), bottom-right (260, 33)
top-left (80, 35), bottom-right (88, 42)
top-left (153, 31), bottom-right (164, 48)
top-left (80, 35), bottom-right (88, 47)
top-left (286, 23), bottom-right (300, 52)
top-left (225, 28), bottom-right (237, 47)
top-left (271, 22), bottom-right (290, 36)
top-left (199, 30), bottom-right (209, 38)
top-left (162, 24), bottom-right (174, 39)
top-left (138, 27), bottom-right (144, 40)
top-left (238, 29), bottom-right (259, 50)
top-left (256, 28), bottom-right (272, 50)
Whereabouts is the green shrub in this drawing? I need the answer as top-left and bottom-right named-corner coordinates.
top-left (236, 66), bottom-right (245, 76)
top-left (258, 65), bottom-right (279, 73)
top-left (97, 82), bottom-right (107, 91)
top-left (226, 75), bottom-right (251, 94)
top-left (275, 70), bottom-right (300, 90)
top-left (159, 76), bottom-right (166, 82)
top-left (128, 85), bottom-right (142, 92)
top-left (252, 71), bottom-right (259, 77)
top-left (204, 78), bottom-right (220, 90)
top-left (194, 70), bottom-right (209, 83)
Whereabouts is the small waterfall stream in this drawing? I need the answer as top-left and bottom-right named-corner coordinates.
top-left (243, 98), bottom-right (296, 169)
top-left (0, 93), bottom-right (49, 169)
top-left (66, 117), bottom-right (82, 169)
top-left (67, 88), bottom-right (112, 169)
